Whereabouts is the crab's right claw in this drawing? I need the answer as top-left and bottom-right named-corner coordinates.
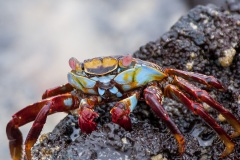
top-left (78, 108), bottom-right (99, 134)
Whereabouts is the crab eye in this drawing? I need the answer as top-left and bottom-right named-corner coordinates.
top-left (119, 55), bottom-right (133, 68)
top-left (69, 57), bottom-right (82, 72)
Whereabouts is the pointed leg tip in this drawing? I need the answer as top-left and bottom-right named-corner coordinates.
top-left (179, 145), bottom-right (185, 155)
top-left (174, 134), bottom-right (185, 156)
top-left (219, 142), bottom-right (235, 159)
top-left (209, 78), bottom-right (226, 91)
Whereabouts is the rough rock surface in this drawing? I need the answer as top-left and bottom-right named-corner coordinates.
top-left (32, 1), bottom-right (240, 160)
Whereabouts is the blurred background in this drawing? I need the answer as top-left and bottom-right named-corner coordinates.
top-left (0, 0), bottom-right (226, 159)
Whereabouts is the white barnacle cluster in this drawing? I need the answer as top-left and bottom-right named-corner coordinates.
top-left (218, 48), bottom-right (236, 67)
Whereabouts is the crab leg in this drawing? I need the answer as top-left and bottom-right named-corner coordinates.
top-left (25, 102), bottom-right (51, 160)
top-left (172, 76), bottom-right (240, 138)
top-left (78, 96), bottom-right (102, 134)
top-left (164, 84), bottom-right (234, 158)
top-left (42, 83), bottom-right (74, 99)
top-left (165, 68), bottom-right (225, 90)
top-left (6, 93), bottom-right (79, 160)
top-left (144, 85), bottom-right (185, 155)
top-left (110, 91), bottom-right (140, 131)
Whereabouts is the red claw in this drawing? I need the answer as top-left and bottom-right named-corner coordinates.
top-left (110, 107), bottom-right (132, 131)
top-left (78, 108), bottom-right (99, 134)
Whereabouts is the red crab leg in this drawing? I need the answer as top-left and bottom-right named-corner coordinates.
top-left (172, 76), bottom-right (240, 138)
top-left (6, 93), bottom-right (79, 160)
top-left (110, 91), bottom-right (140, 131)
top-left (25, 102), bottom-right (51, 160)
top-left (164, 84), bottom-right (234, 158)
top-left (78, 96), bottom-right (102, 134)
top-left (143, 85), bottom-right (185, 155)
top-left (42, 83), bottom-right (74, 99)
top-left (165, 68), bottom-right (225, 90)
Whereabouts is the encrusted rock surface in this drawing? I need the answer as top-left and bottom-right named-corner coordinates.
top-left (32, 1), bottom-right (240, 160)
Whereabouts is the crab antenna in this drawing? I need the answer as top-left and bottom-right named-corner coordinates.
top-left (69, 57), bottom-right (82, 71)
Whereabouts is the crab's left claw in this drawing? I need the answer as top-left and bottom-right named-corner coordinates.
top-left (78, 96), bottom-right (103, 134)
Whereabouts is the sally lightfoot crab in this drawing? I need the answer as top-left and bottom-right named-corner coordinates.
top-left (6, 55), bottom-right (240, 160)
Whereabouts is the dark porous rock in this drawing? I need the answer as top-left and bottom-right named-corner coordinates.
top-left (32, 1), bottom-right (240, 160)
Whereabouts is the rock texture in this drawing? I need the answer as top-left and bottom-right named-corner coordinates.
top-left (32, 1), bottom-right (240, 160)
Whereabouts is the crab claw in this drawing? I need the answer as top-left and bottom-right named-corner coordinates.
top-left (78, 108), bottom-right (99, 134)
top-left (110, 104), bottom-right (132, 131)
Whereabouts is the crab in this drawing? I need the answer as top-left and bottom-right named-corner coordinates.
top-left (6, 55), bottom-right (240, 160)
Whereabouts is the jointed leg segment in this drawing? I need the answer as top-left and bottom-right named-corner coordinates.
top-left (163, 68), bottom-right (240, 157)
top-left (42, 83), bottom-right (74, 99)
top-left (165, 68), bottom-right (225, 90)
top-left (164, 84), bottom-right (234, 158)
top-left (144, 85), bottom-right (185, 155)
top-left (25, 102), bottom-right (51, 160)
top-left (172, 76), bottom-right (240, 138)
top-left (6, 93), bottom-right (79, 160)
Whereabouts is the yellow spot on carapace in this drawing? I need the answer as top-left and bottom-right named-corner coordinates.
top-left (84, 58), bottom-right (102, 69)
top-left (102, 57), bottom-right (118, 68)
top-left (123, 71), bottom-right (133, 82)
top-left (80, 78), bottom-right (87, 87)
